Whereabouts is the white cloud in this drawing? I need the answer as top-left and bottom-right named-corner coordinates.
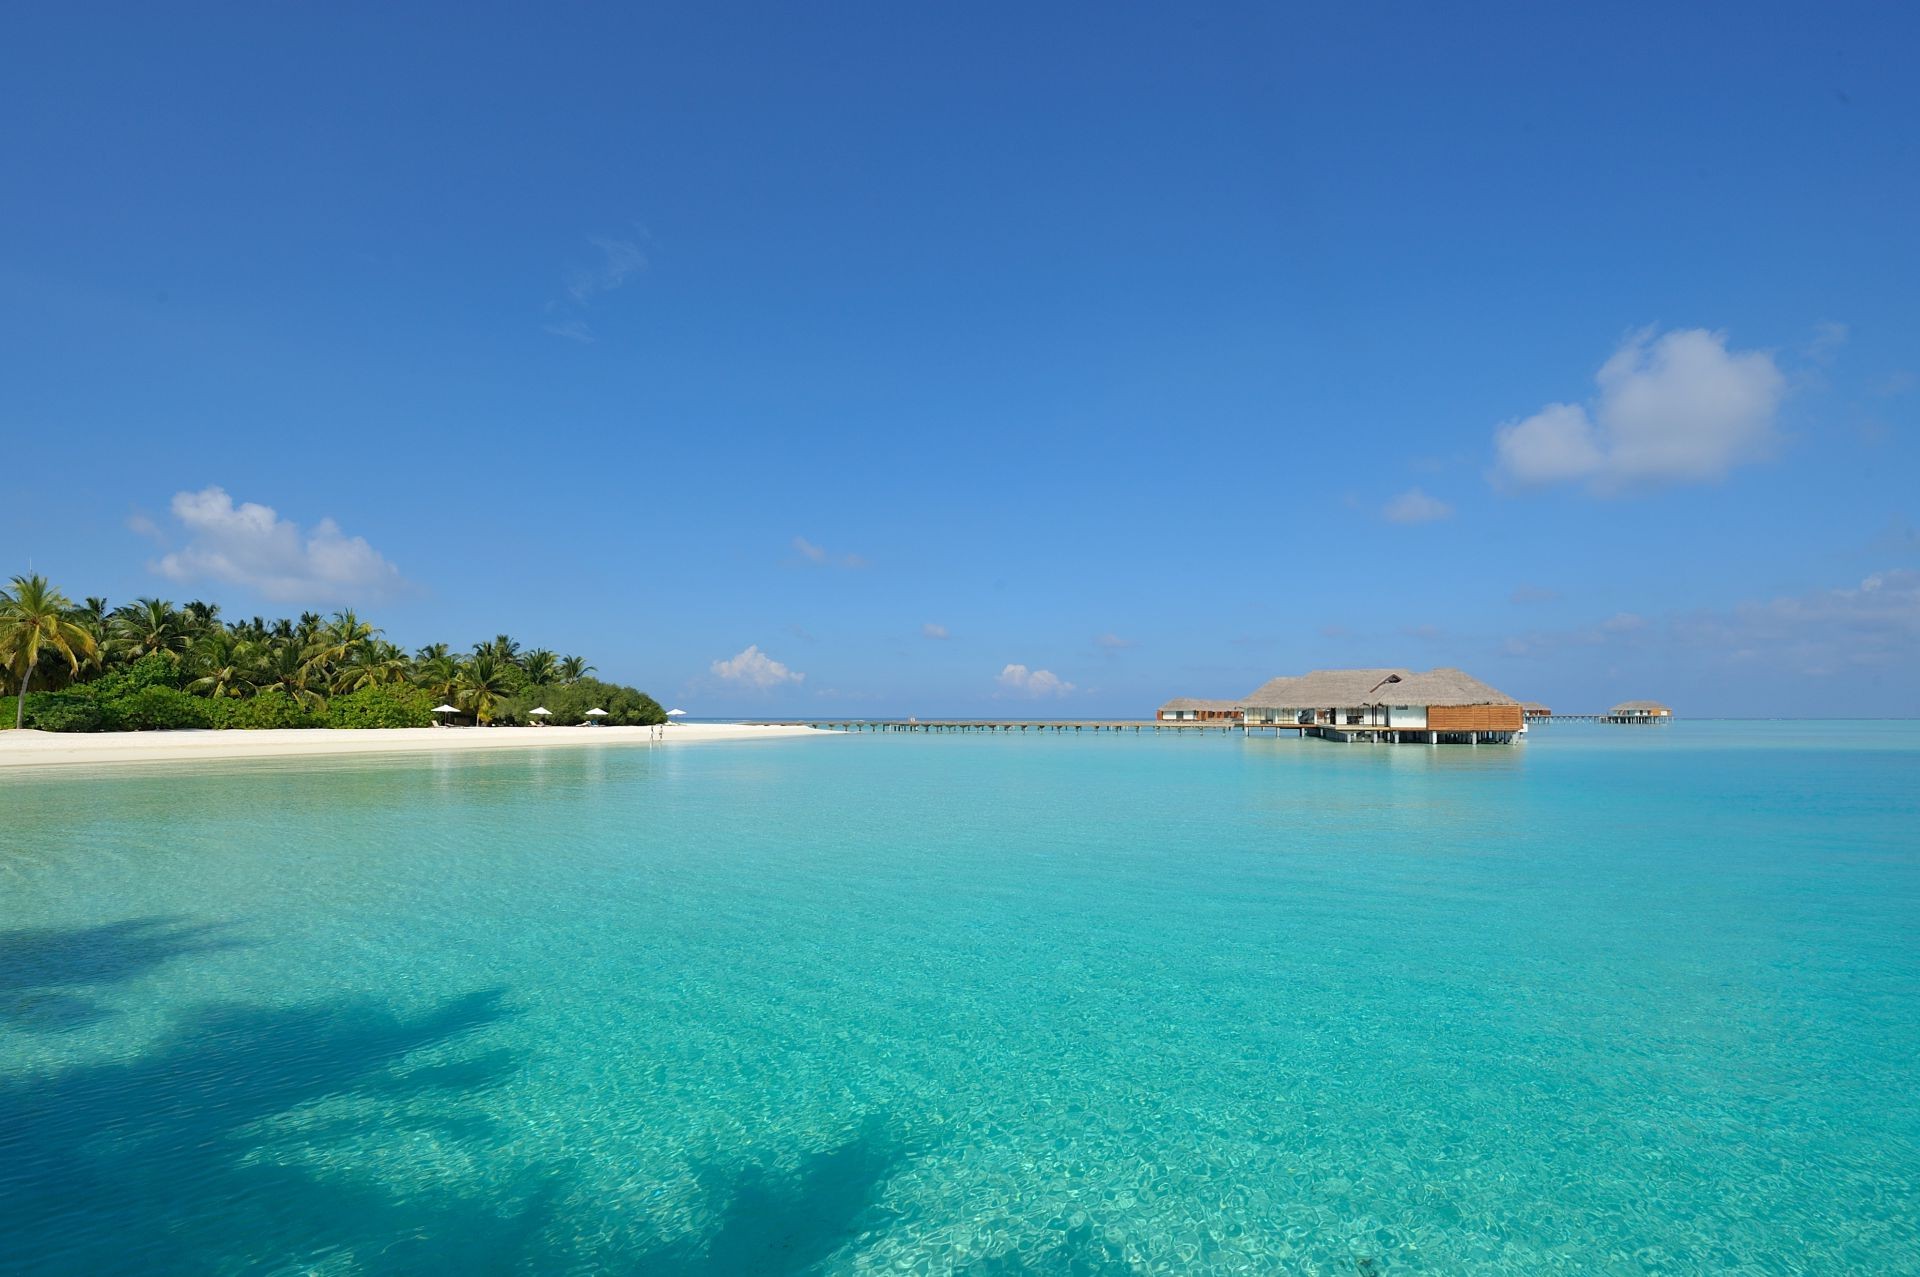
top-left (996, 663), bottom-right (1076, 697)
top-left (794, 536), bottom-right (828, 563)
top-left (1494, 328), bottom-right (1787, 492)
top-left (147, 487), bottom-right (404, 604)
top-left (1094, 633), bottom-right (1135, 650)
top-left (711, 645), bottom-right (805, 688)
top-left (1381, 487), bottom-right (1454, 524)
top-left (922, 622), bottom-right (950, 640)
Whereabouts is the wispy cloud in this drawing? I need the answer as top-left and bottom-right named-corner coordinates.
top-left (792, 535), bottom-right (869, 569)
top-left (545, 232), bottom-right (648, 342)
top-left (1492, 327), bottom-right (1787, 492)
top-left (922, 622), bottom-right (950, 640)
top-left (1502, 571), bottom-right (1920, 677)
top-left (1093, 633), bottom-right (1135, 650)
top-left (996, 663), bottom-right (1076, 697)
top-left (1381, 488), bottom-right (1454, 524)
top-left (1804, 319), bottom-right (1849, 365)
top-left (567, 235), bottom-right (647, 303)
top-left (711, 645), bottom-right (805, 688)
top-left (542, 318), bottom-right (595, 344)
top-left (144, 486), bottom-right (405, 604)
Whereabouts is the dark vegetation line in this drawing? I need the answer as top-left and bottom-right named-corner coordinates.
top-left (0, 574), bottom-right (665, 731)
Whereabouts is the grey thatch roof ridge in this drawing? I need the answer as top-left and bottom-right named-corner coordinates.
top-left (1241, 666), bottom-right (1517, 708)
top-left (1610, 700), bottom-right (1672, 713)
top-left (1158, 697), bottom-right (1242, 712)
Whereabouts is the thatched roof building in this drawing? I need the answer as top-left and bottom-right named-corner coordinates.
top-left (1156, 697), bottom-right (1244, 721)
top-left (1242, 667), bottom-right (1517, 709)
top-left (1608, 699), bottom-right (1673, 718)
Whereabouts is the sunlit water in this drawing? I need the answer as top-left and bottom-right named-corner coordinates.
top-left (2, 722), bottom-right (1916, 1275)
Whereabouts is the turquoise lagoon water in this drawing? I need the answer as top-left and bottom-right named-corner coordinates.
top-left (2, 722), bottom-right (1916, 1275)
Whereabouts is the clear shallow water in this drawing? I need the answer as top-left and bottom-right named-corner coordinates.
top-left (2, 722), bottom-right (1916, 1276)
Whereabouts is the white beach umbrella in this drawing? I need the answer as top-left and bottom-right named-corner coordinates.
top-left (432, 704), bottom-right (460, 714)
top-left (529, 707), bottom-right (552, 717)
top-left (585, 708), bottom-right (609, 718)
top-left (666, 708), bottom-right (687, 718)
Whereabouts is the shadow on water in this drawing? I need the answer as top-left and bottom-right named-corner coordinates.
top-left (0, 918), bottom-right (934, 1274)
top-left (0, 916), bottom-right (246, 1032)
top-left (0, 986), bottom-right (531, 1276)
top-left (634, 1115), bottom-right (911, 1276)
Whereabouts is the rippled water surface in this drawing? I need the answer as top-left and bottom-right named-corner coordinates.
top-left (3, 722), bottom-right (1917, 1274)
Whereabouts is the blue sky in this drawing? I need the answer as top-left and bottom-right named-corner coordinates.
top-left (4, 3), bottom-right (1916, 716)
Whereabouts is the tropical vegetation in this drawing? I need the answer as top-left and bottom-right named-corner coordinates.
top-left (0, 575), bottom-right (666, 732)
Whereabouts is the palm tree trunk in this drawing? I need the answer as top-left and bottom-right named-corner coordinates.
top-left (15, 663), bottom-right (30, 730)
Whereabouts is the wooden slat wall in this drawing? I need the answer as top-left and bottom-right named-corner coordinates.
top-left (1428, 705), bottom-right (1524, 732)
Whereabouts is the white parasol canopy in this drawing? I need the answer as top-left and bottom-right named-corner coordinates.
top-left (529, 707), bottom-right (552, 717)
top-left (585, 708), bottom-right (609, 718)
top-left (432, 704), bottom-right (460, 714)
top-left (666, 708), bottom-right (687, 717)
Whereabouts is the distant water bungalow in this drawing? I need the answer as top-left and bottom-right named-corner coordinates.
top-left (1161, 667), bottom-right (1525, 744)
top-left (1155, 698), bottom-right (1245, 723)
top-left (1607, 700), bottom-right (1673, 723)
top-left (1523, 701), bottom-right (1552, 719)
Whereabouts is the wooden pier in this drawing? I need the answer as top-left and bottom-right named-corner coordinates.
top-left (748, 720), bottom-right (1516, 743)
top-left (750, 719), bottom-right (1244, 734)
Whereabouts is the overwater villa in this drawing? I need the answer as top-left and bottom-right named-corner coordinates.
top-left (1523, 701), bottom-right (1552, 718)
top-left (1607, 699), bottom-right (1673, 723)
top-left (1154, 698), bottom-right (1245, 723)
top-left (1160, 667), bottom-right (1525, 743)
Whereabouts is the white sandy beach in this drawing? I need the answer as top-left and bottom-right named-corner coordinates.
top-left (0, 723), bottom-right (825, 770)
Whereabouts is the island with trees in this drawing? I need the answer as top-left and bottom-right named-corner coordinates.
top-left (0, 574), bottom-right (666, 732)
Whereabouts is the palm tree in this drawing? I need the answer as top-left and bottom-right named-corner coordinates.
top-left (182, 600), bottom-right (222, 636)
top-left (557, 655), bottom-right (594, 684)
top-left (74, 597), bottom-right (112, 676)
top-left (521, 649), bottom-right (559, 686)
top-left (252, 640), bottom-right (326, 712)
top-left (110, 598), bottom-right (189, 663)
top-left (1, 576), bottom-right (98, 729)
top-left (474, 634), bottom-right (522, 666)
top-left (414, 642), bottom-right (451, 664)
top-left (332, 639), bottom-right (410, 694)
top-left (412, 653), bottom-right (462, 705)
top-left (186, 631), bottom-right (254, 699)
top-left (456, 654), bottom-right (515, 725)
top-left (305, 610), bottom-right (378, 687)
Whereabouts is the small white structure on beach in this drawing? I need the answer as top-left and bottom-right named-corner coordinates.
top-left (585, 708), bottom-right (608, 725)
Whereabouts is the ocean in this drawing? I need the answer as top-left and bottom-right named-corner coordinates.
top-left (2, 721), bottom-right (1915, 1274)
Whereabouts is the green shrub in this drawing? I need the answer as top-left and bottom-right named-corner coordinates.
top-left (18, 692), bottom-right (107, 732)
top-left (230, 689), bottom-right (325, 730)
top-left (494, 678), bottom-right (665, 726)
top-left (325, 684), bottom-right (434, 729)
top-left (85, 654), bottom-right (182, 701)
top-left (107, 686), bottom-right (212, 731)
